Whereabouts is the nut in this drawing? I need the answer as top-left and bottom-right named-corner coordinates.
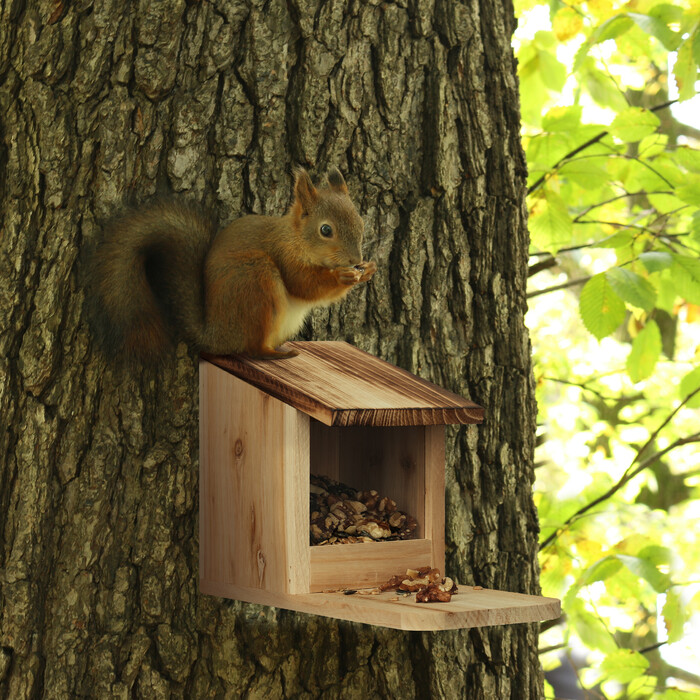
top-left (357, 519), bottom-right (392, 540)
top-left (379, 575), bottom-right (405, 592)
top-left (399, 576), bottom-right (430, 591)
top-left (377, 496), bottom-right (397, 512)
top-left (388, 512), bottom-right (406, 528)
top-left (381, 567), bottom-right (457, 603)
top-left (428, 568), bottom-right (442, 583)
top-left (310, 474), bottom-right (418, 546)
top-left (440, 577), bottom-right (458, 594)
top-left (416, 583), bottom-right (453, 603)
top-left (346, 500), bottom-right (367, 514)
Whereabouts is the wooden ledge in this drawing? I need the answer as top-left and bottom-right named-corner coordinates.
top-left (201, 341), bottom-right (484, 427)
top-left (199, 580), bottom-right (561, 631)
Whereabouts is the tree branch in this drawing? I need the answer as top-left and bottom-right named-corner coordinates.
top-left (528, 129), bottom-right (609, 195)
top-left (633, 385), bottom-right (700, 465)
top-left (540, 431), bottom-right (700, 551)
top-left (527, 276), bottom-right (590, 299)
top-left (528, 257), bottom-right (558, 277)
top-left (573, 191), bottom-right (674, 222)
top-left (540, 376), bottom-right (644, 403)
top-left (538, 642), bottom-right (568, 655)
top-left (527, 99), bottom-right (677, 196)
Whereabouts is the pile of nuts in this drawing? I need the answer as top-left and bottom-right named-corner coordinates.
top-left (380, 566), bottom-right (458, 603)
top-left (310, 474), bottom-right (418, 546)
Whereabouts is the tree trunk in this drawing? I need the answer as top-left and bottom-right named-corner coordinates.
top-left (0, 0), bottom-right (540, 697)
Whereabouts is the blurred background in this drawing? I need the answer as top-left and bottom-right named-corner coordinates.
top-left (513, 2), bottom-right (700, 698)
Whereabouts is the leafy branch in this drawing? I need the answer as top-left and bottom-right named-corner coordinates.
top-left (540, 386), bottom-right (700, 551)
top-left (527, 99), bottom-right (677, 195)
top-left (540, 376), bottom-right (644, 402)
top-left (574, 190), bottom-right (674, 220)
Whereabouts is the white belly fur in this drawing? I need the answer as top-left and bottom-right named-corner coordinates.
top-left (268, 295), bottom-right (318, 348)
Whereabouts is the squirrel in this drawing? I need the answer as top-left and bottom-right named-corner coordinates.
top-left (91, 167), bottom-right (376, 361)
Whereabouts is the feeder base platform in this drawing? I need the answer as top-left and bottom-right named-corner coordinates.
top-left (200, 580), bottom-right (560, 631)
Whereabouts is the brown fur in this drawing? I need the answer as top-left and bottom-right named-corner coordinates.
top-left (91, 169), bottom-right (375, 361)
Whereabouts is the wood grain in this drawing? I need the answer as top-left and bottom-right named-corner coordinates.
top-left (199, 361), bottom-right (310, 594)
top-left (199, 579), bottom-right (561, 632)
top-left (201, 341), bottom-right (484, 427)
top-left (424, 425), bottom-right (446, 575)
top-left (309, 539), bottom-right (432, 592)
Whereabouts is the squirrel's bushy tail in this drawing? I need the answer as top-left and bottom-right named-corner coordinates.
top-left (91, 201), bottom-right (216, 361)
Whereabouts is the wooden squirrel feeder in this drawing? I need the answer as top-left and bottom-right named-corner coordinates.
top-left (199, 341), bottom-right (560, 631)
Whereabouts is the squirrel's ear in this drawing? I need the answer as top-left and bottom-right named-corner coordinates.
top-left (293, 168), bottom-right (318, 216)
top-left (327, 167), bottom-right (349, 194)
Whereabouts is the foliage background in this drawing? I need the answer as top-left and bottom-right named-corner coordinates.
top-left (515, 0), bottom-right (700, 697)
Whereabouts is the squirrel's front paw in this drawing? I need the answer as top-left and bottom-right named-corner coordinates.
top-left (336, 266), bottom-right (362, 286)
top-left (355, 261), bottom-right (376, 283)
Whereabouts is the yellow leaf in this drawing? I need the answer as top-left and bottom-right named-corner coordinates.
top-left (574, 538), bottom-right (604, 561)
top-left (553, 7), bottom-right (584, 41)
top-left (685, 303), bottom-right (700, 323)
top-left (588, 0), bottom-right (616, 19)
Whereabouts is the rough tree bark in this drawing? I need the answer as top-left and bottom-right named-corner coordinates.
top-left (0, 0), bottom-right (540, 697)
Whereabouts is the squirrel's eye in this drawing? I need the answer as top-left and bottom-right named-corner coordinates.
top-left (320, 224), bottom-right (333, 238)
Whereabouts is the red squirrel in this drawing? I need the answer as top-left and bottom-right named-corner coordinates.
top-left (92, 168), bottom-right (376, 360)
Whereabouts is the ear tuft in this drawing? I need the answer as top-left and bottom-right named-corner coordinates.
top-left (293, 167), bottom-right (318, 216)
top-left (327, 167), bottom-right (349, 194)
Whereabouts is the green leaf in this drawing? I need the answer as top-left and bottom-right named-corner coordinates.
top-left (626, 12), bottom-right (681, 50)
top-left (527, 133), bottom-right (572, 173)
top-left (538, 49), bottom-right (567, 92)
top-left (677, 175), bottom-right (700, 207)
top-left (640, 252), bottom-right (673, 273)
top-left (674, 38), bottom-right (699, 103)
top-left (609, 107), bottom-right (661, 143)
top-left (662, 589), bottom-right (685, 644)
top-left (637, 545), bottom-right (672, 567)
top-left (558, 159), bottom-right (609, 189)
top-left (528, 189), bottom-right (573, 254)
top-left (647, 191), bottom-right (687, 214)
top-left (600, 649), bottom-right (649, 683)
top-left (617, 553), bottom-right (672, 593)
top-left (671, 254), bottom-right (700, 304)
top-left (573, 15), bottom-right (635, 72)
top-left (533, 30), bottom-right (556, 50)
top-left (673, 146), bottom-right (700, 174)
top-left (694, 29), bottom-right (700, 67)
top-left (638, 133), bottom-right (668, 157)
top-left (648, 3), bottom-right (684, 26)
top-left (571, 606), bottom-right (619, 654)
top-left (627, 675), bottom-right (658, 697)
top-left (626, 321), bottom-right (662, 383)
top-left (594, 13), bottom-right (635, 42)
top-left (691, 211), bottom-right (700, 244)
top-left (680, 366), bottom-right (700, 408)
top-left (579, 273), bottom-right (627, 340)
top-left (580, 556), bottom-right (623, 585)
top-left (659, 689), bottom-right (700, 700)
top-left (598, 231), bottom-right (635, 249)
top-left (656, 274), bottom-right (677, 312)
top-left (542, 106), bottom-right (582, 133)
top-left (582, 62), bottom-right (631, 111)
top-left (606, 268), bottom-right (657, 311)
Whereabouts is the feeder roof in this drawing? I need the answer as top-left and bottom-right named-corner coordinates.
top-left (201, 341), bottom-right (484, 427)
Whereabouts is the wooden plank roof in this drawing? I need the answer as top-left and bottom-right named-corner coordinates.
top-left (201, 341), bottom-right (484, 427)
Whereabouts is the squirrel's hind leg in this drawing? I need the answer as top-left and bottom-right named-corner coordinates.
top-left (203, 250), bottom-right (298, 358)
